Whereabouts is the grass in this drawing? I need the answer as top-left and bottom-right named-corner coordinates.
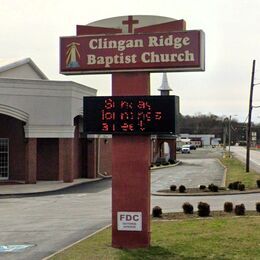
top-left (221, 156), bottom-right (260, 189)
top-left (49, 151), bottom-right (260, 259)
top-left (50, 216), bottom-right (260, 260)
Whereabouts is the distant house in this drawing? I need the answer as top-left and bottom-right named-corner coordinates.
top-left (179, 134), bottom-right (217, 146)
top-left (190, 137), bottom-right (203, 147)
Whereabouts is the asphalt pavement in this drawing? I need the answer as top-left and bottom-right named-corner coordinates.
top-left (231, 146), bottom-right (260, 174)
top-left (0, 146), bottom-right (259, 260)
top-left (151, 158), bottom-right (225, 193)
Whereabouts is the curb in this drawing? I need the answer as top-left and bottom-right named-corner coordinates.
top-left (217, 158), bottom-right (227, 187)
top-left (0, 178), bottom-right (109, 198)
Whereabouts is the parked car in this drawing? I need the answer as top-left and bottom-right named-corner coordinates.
top-left (190, 144), bottom-right (197, 150)
top-left (181, 145), bottom-right (191, 154)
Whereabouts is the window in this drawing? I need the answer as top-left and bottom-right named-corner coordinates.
top-left (0, 139), bottom-right (9, 178)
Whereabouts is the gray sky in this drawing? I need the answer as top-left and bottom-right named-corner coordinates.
top-left (1, 0), bottom-right (260, 123)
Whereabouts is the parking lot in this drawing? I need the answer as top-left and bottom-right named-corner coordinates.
top-left (177, 146), bottom-right (223, 159)
top-left (151, 161), bottom-right (225, 193)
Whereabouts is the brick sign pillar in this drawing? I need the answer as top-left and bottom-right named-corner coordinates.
top-left (112, 72), bottom-right (151, 248)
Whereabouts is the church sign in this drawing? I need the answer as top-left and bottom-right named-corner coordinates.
top-left (60, 15), bottom-right (205, 250)
top-left (60, 29), bottom-right (204, 74)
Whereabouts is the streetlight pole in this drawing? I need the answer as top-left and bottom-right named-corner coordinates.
top-left (223, 117), bottom-right (229, 156)
top-left (227, 115), bottom-right (237, 157)
top-left (246, 60), bottom-right (256, 172)
top-left (228, 115), bottom-right (231, 157)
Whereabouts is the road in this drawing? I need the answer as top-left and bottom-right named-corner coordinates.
top-left (231, 145), bottom-right (260, 173)
top-left (0, 147), bottom-right (259, 259)
top-left (152, 146), bottom-right (259, 212)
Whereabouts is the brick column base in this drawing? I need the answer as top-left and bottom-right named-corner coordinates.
top-left (25, 138), bottom-right (37, 184)
top-left (87, 138), bottom-right (97, 178)
top-left (59, 138), bottom-right (74, 182)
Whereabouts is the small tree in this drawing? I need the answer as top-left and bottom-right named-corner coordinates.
top-left (238, 183), bottom-right (245, 191)
top-left (198, 202), bottom-right (210, 217)
top-left (199, 185), bottom-right (206, 190)
top-left (152, 206), bottom-right (162, 218)
top-left (234, 204), bottom-right (245, 216)
top-left (170, 185), bottom-right (177, 191)
top-left (179, 185), bottom-right (186, 193)
top-left (182, 202), bottom-right (194, 214)
top-left (224, 202), bottom-right (233, 213)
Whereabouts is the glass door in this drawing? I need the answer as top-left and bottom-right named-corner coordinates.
top-left (0, 139), bottom-right (9, 179)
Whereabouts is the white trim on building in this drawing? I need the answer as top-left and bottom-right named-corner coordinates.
top-left (0, 58), bottom-right (97, 138)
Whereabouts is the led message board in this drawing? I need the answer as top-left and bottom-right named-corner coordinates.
top-left (83, 96), bottom-right (179, 135)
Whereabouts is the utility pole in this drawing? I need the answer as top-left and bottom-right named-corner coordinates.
top-left (246, 60), bottom-right (256, 172)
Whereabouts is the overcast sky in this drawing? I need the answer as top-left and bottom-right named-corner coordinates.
top-left (1, 0), bottom-right (260, 123)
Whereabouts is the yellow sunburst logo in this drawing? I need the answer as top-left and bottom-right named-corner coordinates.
top-left (66, 42), bottom-right (80, 68)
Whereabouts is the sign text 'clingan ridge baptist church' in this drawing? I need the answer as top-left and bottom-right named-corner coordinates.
top-left (60, 28), bottom-right (204, 74)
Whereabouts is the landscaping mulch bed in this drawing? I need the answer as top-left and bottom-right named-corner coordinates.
top-left (154, 210), bottom-right (260, 220)
top-left (159, 187), bottom-right (225, 193)
top-left (157, 187), bottom-right (260, 195)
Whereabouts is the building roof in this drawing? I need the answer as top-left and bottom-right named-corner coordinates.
top-left (0, 58), bottom-right (48, 79)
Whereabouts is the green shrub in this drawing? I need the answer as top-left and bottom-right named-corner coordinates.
top-left (228, 181), bottom-right (241, 190)
top-left (256, 202), bottom-right (260, 213)
top-left (234, 204), bottom-right (245, 216)
top-left (152, 206), bottom-right (162, 218)
top-left (228, 183), bottom-right (234, 189)
top-left (182, 202), bottom-right (194, 214)
top-left (199, 185), bottom-right (206, 190)
top-left (257, 180), bottom-right (260, 188)
top-left (224, 202), bottom-right (233, 213)
top-left (233, 181), bottom-right (241, 190)
top-left (208, 183), bottom-right (214, 190)
top-left (238, 183), bottom-right (245, 191)
top-left (168, 159), bottom-right (176, 164)
top-left (212, 185), bottom-right (219, 192)
top-left (198, 202), bottom-right (210, 217)
top-left (208, 183), bottom-right (219, 192)
top-left (162, 162), bottom-right (169, 166)
top-left (179, 185), bottom-right (186, 193)
top-left (170, 185), bottom-right (177, 191)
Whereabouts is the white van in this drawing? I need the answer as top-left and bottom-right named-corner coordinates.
top-left (181, 145), bottom-right (191, 154)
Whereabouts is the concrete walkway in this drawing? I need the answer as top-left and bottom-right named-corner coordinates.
top-left (0, 178), bottom-right (103, 196)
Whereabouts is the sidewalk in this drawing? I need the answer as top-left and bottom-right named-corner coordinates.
top-left (0, 178), bottom-right (103, 196)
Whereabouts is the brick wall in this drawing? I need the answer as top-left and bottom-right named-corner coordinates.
top-left (37, 138), bottom-right (59, 180)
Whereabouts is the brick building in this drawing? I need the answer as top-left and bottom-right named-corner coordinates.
top-left (0, 58), bottom-right (178, 184)
top-left (0, 58), bottom-right (112, 183)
